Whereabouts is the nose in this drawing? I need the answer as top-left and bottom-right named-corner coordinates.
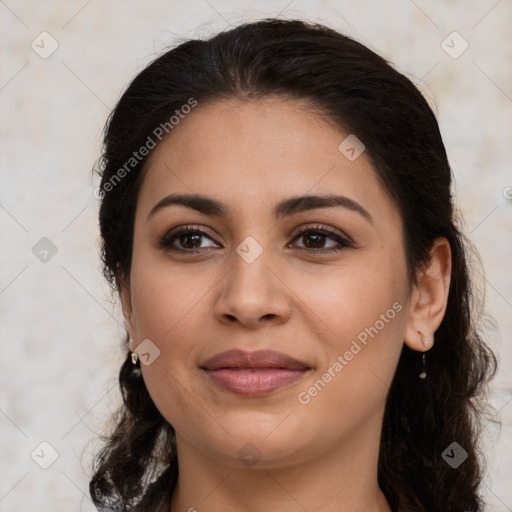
top-left (213, 248), bottom-right (291, 329)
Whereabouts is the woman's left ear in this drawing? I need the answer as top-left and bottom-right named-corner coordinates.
top-left (404, 237), bottom-right (452, 352)
top-left (118, 274), bottom-right (137, 353)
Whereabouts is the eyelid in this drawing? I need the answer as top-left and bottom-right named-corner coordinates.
top-left (290, 223), bottom-right (354, 246)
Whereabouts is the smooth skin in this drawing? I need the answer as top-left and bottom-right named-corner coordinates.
top-left (120, 97), bottom-right (451, 512)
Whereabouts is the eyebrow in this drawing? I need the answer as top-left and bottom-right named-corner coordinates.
top-left (147, 193), bottom-right (373, 224)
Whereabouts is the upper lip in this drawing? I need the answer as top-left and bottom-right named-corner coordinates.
top-left (200, 349), bottom-right (311, 371)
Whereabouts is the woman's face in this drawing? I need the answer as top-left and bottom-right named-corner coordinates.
top-left (122, 97), bottom-right (413, 469)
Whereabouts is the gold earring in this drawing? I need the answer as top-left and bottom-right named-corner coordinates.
top-left (131, 352), bottom-right (139, 365)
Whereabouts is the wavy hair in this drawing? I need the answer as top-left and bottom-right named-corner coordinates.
top-left (90, 18), bottom-right (498, 512)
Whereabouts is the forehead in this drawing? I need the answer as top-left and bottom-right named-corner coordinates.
top-left (137, 97), bottom-right (400, 226)
top-left (146, 97), bottom-right (351, 173)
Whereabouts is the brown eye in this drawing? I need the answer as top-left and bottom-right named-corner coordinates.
top-left (158, 226), bottom-right (219, 252)
top-left (177, 232), bottom-right (203, 249)
top-left (290, 225), bottom-right (353, 253)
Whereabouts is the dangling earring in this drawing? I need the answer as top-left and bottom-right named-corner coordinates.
top-left (417, 330), bottom-right (432, 379)
top-left (419, 352), bottom-right (427, 379)
top-left (131, 352), bottom-right (139, 365)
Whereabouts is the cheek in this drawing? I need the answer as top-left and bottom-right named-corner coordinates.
top-left (128, 258), bottom-right (221, 424)
top-left (292, 253), bottom-right (407, 414)
top-left (129, 253), bottom-right (218, 341)
top-left (293, 253), bottom-right (407, 355)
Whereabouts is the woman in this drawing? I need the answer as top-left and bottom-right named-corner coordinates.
top-left (90, 18), bottom-right (497, 512)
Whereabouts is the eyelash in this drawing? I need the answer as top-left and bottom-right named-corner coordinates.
top-left (157, 223), bottom-right (354, 254)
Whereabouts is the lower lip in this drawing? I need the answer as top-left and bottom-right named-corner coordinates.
top-left (203, 368), bottom-right (309, 396)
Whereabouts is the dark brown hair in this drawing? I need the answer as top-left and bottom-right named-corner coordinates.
top-left (90, 18), bottom-right (497, 511)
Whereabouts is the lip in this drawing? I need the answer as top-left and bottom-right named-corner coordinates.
top-left (201, 349), bottom-right (310, 371)
top-left (200, 349), bottom-right (311, 397)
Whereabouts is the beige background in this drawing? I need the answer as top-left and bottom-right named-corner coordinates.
top-left (1, 1), bottom-right (511, 510)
